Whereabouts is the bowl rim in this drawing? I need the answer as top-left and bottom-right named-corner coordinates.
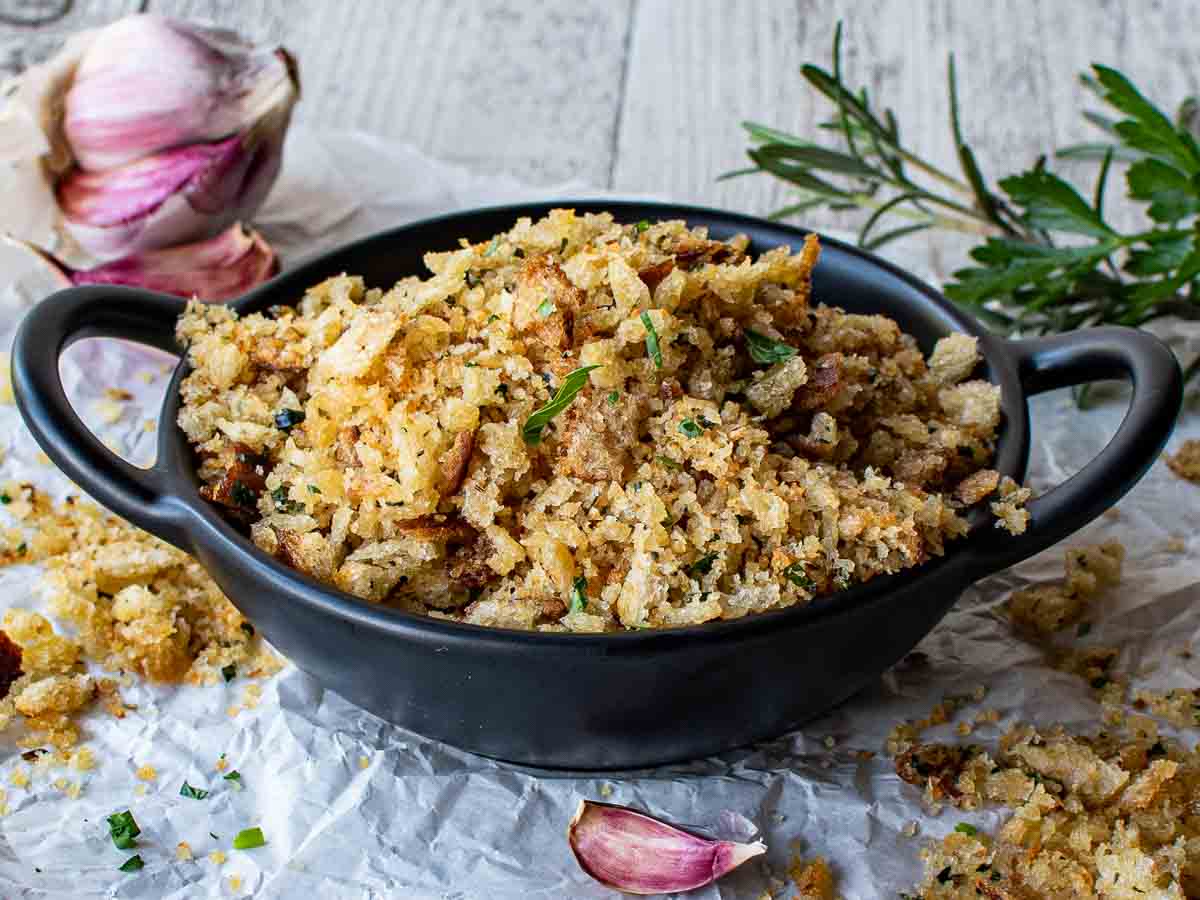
top-left (158, 199), bottom-right (1030, 652)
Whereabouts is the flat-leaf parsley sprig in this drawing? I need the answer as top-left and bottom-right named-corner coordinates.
top-left (728, 23), bottom-right (1200, 386)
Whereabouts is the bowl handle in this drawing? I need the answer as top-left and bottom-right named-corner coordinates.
top-left (11, 285), bottom-right (192, 550)
top-left (965, 326), bottom-right (1182, 575)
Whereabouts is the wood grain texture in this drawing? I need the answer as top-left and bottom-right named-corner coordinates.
top-left (0, 0), bottom-right (141, 79)
top-left (7, 0), bottom-right (1200, 277)
top-left (150, 0), bottom-right (634, 186)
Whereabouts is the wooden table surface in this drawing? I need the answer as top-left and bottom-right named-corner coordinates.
top-left (4, 0), bottom-right (1199, 277)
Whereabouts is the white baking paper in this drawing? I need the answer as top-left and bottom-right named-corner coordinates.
top-left (0, 126), bottom-right (1196, 900)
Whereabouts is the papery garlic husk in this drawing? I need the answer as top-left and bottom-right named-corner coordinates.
top-left (567, 800), bottom-right (766, 895)
top-left (0, 14), bottom-right (298, 262)
top-left (8, 222), bottom-right (276, 302)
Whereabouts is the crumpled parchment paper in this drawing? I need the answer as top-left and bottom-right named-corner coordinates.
top-left (0, 126), bottom-right (1196, 900)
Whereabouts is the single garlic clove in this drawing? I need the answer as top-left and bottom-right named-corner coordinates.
top-left (6, 222), bottom-right (276, 302)
top-left (567, 800), bottom-right (766, 895)
top-left (63, 15), bottom-right (299, 172)
top-left (56, 131), bottom-right (279, 261)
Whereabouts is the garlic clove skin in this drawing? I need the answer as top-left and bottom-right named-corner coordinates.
top-left (567, 800), bottom-right (766, 895)
top-left (56, 130), bottom-right (280, 261)
top-left (7, 222), bottom-right (276, 302)
top-left (63, 15), bottom-right (299, 172)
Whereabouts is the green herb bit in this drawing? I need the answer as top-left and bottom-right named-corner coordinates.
top-left (689, 553), bottom-right (718, 577)
top-left (273, 408), bottom-right (305, 431)
top-left (230, 481), bottom-right (256, 508)
top-left (307, 485), bottom-right (321, 494)
top-left (635, 220), bottom-right (650, 233)
top-left (118, 854), bottom-right (143, 873)
top-left (0, 493), bottom-right (9, 504)
top-left (783, 563), bottom-right (815, 589)
top-left (180, 781), bottom-right (209, 800)
top-left (537, 297), bottom-right (556, 317)
top-left (16, 543), bottom-right (26, 555)
top-left (655, 454), bottom-right (682, 470)
top-left (521, 365), bottom-right (601, 445)
top-left (232, 827), bottom-right (266, 850)
top-left (745, 330), bottom-right (798, 365)
top-left (607, 390), bottom-right (619, 406)
top-left (221, 664), bottom-right (236, 683)
top-left (559, 237), bottom-right (569, 253)
top-left (487, 313), bottom-right (500, 324)
top-left (223, 771), bottom-right (242, 784)
top-left (270, 486), bottom-right (302, 514)
top-left (568, 576), bottom-right (588, 614)
top-left (240, 622), bottom-right (255, 637)
top-left (678, 418), bottom-right (703, 438)
top-left (1077, 621), bottom-right (1092, 637)
top-left (954, 822), bottom-right (978, 836)
top-left (641, 311), bottom-right (663, 369)
top-left (107, 810), bottom-right (140, 849)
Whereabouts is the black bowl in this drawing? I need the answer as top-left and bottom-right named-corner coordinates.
top-left (11, 201), bottom-right (1182, 768)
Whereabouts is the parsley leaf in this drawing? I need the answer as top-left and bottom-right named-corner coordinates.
top-left (107, 810), bottom-right (140, 849)
top-left (223, 770), bottom-right (243, 784)
top-left (954, 822), bottom-right (978, 836)
top-left (568, 576), bottom-right (587, 613)
top-left (537, 297), bottom-right (556, 317)
top-left (118, 854), bottom-right (144, 873)
top-left (607, 390), bottom-right (619, 406)
top-left (271, 486), bottom-right (302, 514)
top-left (230, 481), bottom-right (256, 508)
top-left (521, 365), bottom-right (601, 445)
top-left (688, 553), bottom-right (718, 577)
top-left (678, 416), bottom-right (715, 438)
top-left (655, 454), bottom-right (682, 470)
top-left (0, 493), bottom-right (9, 504)
top-left (180, 781), bottom-right (209, 800)
top-left (635, 220), bottom-right (651, 233)
top-left (745, 330), bottom-right (798, 365)
top-left (783, 563), bottom-right (815, 589)
top-left (232, 827), bottom-right (266, 850)
top-left (641, 312), bottom-right (663, 369)
top-left (221, 664), bottom-right (236, 683)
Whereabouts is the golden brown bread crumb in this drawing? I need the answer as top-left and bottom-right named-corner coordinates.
top-left (176, 210), bottom-right (1022, 632)
top-left (1009, 541), bottom-right (1125, 634)
top-left (789, 854), bottom-right (836, 899)
top-left (1165, 438), bottom-right (1200, 482)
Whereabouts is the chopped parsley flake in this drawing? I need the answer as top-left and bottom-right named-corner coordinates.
top-left (655, 454), bottom-right (681, 470)
top-left (223, 771), bottom-right (242, 784)
top-left (230, 481), bottom-right (256, 508)
top-left (107, 810), bottom-right (140, 849)
top-left (16, 543), bottom-right (26, 555)
top-left (635, 220), bottom-right (650, 233)
top-left (954, 822), bottom-right (978, 836)
top-left (240, 622), bottom-right (255, 637)
top-left (521, 365), bottom-right (601, 445)
top-left (537, 297), bottom-right (556, 317)
top-left (271, 486), bottom-right (301, 514)
top-left (232, 827), bottom-right (266, 850)
top-left (678, 416), bottom-right (716, 438)
top-left (568, 576), bottom-right (587, 614)
top-left (180, 781), bottom-right (209, 800)
top-left (118, 854), bottom-right (143, 873)
top-left (273, 408), bottom-right (305, 431)
top-left (641, 312), bottom-right (662, 368)
top-left (745, 329), bottom-right (798, 365)
top-left (689, 553), bottom-right (718, 577)
top-left (221, 664), bottom-right (236, 683)
top-left (783, 563), bottom-right (815, 590)
top-left (307, 485), bottom-right (321, 494)
top-left (607, 390), bottom-right (619, 405)
top-left (0, 493), bottom-right (9, 504)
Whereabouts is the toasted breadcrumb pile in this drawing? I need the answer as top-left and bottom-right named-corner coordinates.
top-left (1009, 541), bottom-right (1126, 634)
top-left (176, 209), bottom-right (1021, 632)
top-left (1166, 439), bottom-right (1200, 483)
top-left (898, 720), bottom-right (1200, 899)
top-left (0, 482), bottom-right (281, 749)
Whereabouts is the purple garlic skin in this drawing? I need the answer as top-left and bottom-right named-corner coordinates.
top-left (567, 800), bottom-right (766, 895)
top-left (0, 13), bottom-right (298, 262)
top-left (11, 222), bottom-right (277, 302)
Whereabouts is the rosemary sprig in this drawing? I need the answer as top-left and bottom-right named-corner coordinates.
top-left (729, 24), bottom-right (1200, 386)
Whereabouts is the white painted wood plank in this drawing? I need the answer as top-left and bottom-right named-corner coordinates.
top-left (149, 0), bottom-right (634, 186)
top-left (615, 0), bottom-right (1200, 275)
top-left (0, 0), bottom-right (142, 80)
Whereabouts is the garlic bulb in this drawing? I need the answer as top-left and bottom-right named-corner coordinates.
top-left (0, 14), bottom-right (297, 263)
top-left (567, 800), bottom-right (766, 895)
top-left (8, 223), bottom-right (277, 302)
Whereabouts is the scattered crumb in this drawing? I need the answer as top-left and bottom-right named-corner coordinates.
top-left (9, 768), bottom-right (28, 788)
top-left (133, 783), bottom-right (146, 797)
top-left (135, 764), bottom-right (156, 782)
top-left (902, 820), bottom-right (920, 837)
top-left (227, 706), bottom-right (241, 718)
top-left (69, 747), bottom-right (95, 771)
top-left (176, 841), bottom-right (193, 861)
top-left (137, 371), bottom-right (156, 385)
top-left (1165, 439), bottom-right (1200, 482)
top-left (228, 874), bottom-right (242, 892)
top-left (105, 388), bottom-right (134, 402)
top-left (788, 854), bottom-right (836, 899)
top-left (1163, 536), bottom-right (1186, 553)
top-left (822, 735), bottom-right (836, 749)
top-left (598, 782), bottom-right (613, 798)
top-left (215, 756), bottom-right (228, 773)
top-left (1009, 541), bottom-right (1125, 634)
top-left (92, 399), bottom-right (124, 425)
top-left (0, 353), bottom-right (12, 404)
top-left (358, 756), bottom-right (370, 770)
top-left (34, 451), bottom-right (50, 466)
top-left (142, 419), bottom-right (156, 433)
top-left (208, 850), bottom-right (227, 865)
